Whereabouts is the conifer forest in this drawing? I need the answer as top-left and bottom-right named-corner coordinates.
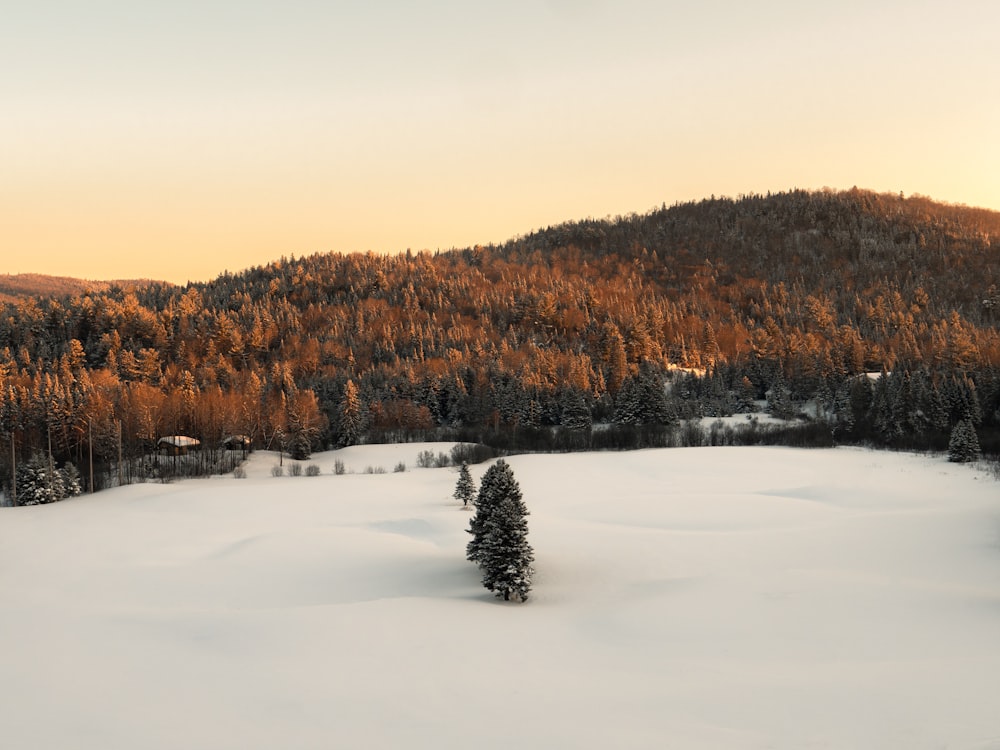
top-left (2, 189), bottom-right (999, 496)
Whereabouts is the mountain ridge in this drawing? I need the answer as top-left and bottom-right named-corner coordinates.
top-left (0, 187), bottom-right (997, 486)
top-left (0, 273), bottom-right (170, 304)
top-left (6, 188), bottom-right (998, 298)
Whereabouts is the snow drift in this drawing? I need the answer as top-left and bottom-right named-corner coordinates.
top-left (1, 445), bottom-right (998, 749)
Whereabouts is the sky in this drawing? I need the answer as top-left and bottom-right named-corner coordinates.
top-left (2, 1), bottom-right (998, 285)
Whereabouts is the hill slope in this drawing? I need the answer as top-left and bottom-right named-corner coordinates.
top-left (0, 273), bottom-right (168, 304)
top-left (0, 189), bottom-right (998, 478)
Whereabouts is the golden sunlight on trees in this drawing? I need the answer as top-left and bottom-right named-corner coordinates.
top-left (0, 189), bottom-right (998, 495)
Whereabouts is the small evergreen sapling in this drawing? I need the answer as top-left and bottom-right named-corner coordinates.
top-left (453, 462), bottom-right (475, 507)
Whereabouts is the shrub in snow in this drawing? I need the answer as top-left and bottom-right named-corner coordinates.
top-left (60, 462), bottom-right (82, 497)
top-left (15, 452), bottom-right (66, 505)
top-left (393, 461), bottom-right (406, 473)
top-left (288, 431), bottom-right (312, 461)
top-left (450, 442), bottom-right (495, 465)
top-left (233, 466), bottom-right (247, 479)
top-left (467, 459), bottom-right (533, 602)
top-left (678, 420), bottom-right (707, 447)
top-left (306, 464), bottom-right (321, 477)
top-left (289, 463), bottom-right (303, 477)
top-left (334, 459), bottom-right (346, 475)
top-left (416, 450), bottom-right (435, 468)
top-left (948, 418), bottom-right (981, 463)
top-left (271, 465), bottom-right (284, 477)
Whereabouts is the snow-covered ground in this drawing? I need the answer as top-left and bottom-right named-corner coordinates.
top-left (2, 444), bottom-right (998, 749)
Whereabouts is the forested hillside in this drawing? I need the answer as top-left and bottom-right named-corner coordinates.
top-left (2, 189), bottom-right (998, 495)
top-left (0, 274), bottom-right (165, 305)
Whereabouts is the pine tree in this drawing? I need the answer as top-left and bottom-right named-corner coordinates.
top-left (736, 375), bottom-right (758, 413)
top-left (560, 389), bottom-right (592, 431)
top-left (954, 376), bottom-right (983, 426)
top-left (16, 451), bottom-right (65, 505)
top-left (453, 462), bottom-right (476, 507)
top-left (702, 322), bottom-right (720, 367)
top-left (286, 390), bottom-right (324, 459)
top-left (466, 462), bottom-right (502, 564)
top-left (466, 459), bottom-right (533, 602)
top-left (602, 322), bottom-right (629, 395)
top-left (639, 366), bottom-right (675, 425)
top-left (830, 379), bottom-right (854, 432)
top-left (766, 373), bottom-right (795, 420)
top-left (337, 380), bottom-right (363, 447)
top-left (60, 462), bottom-right (82, 497)
top-left (870, 371), bottom-right (902, 442)
top-left (613, 375), bottom-right (644, 425)
top-left (948, 418), bottom-right (981, 463)
top-left (520, 398), bottom-right (542, 430)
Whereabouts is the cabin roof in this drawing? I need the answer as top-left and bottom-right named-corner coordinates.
top-left (157, 436), bottom-right (201, 447)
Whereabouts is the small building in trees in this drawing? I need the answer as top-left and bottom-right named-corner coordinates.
top-left (157, 436), bottom-right (201, 456)
top-left (222, 435), bottom-right (252, 451)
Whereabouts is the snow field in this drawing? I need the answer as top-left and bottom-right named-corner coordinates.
top-left (1, 444), bottom-right (998, 749)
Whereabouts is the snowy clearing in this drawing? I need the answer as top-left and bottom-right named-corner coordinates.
top-left (2, 444), bottom-right (999, 749)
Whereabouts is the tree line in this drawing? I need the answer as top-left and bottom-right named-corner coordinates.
top-left (2, 188), bottom-right (998, 500)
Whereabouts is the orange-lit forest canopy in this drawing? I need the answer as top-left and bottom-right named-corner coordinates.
top-left (1, 189), bottom-right (998, 490)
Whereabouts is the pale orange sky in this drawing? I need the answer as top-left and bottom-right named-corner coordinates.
top-left (2, 1), bottom-right (998, 285)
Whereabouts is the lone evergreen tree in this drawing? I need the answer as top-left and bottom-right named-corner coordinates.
top-left (453, 462), bottom-right (475, 507)
top-left (948, 418), bottom-right (981, 463)
top-left (466, 459), bottom-right (533, 601)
